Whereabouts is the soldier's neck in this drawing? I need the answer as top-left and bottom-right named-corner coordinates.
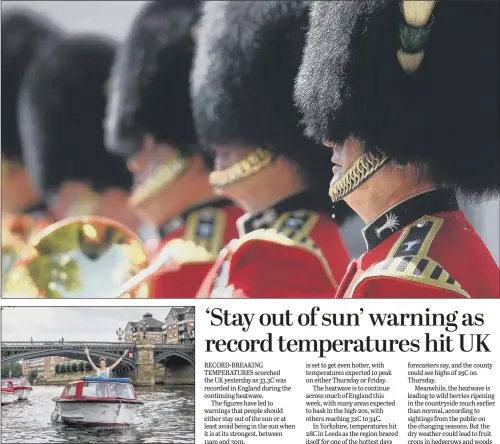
top-left (159, 175), bottom-right (217, 227)
top-left (345, 169), bottom-right (434, 224)
top-left (225, 159), bottom-right (307, 214)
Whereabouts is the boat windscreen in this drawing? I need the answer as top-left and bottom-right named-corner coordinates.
top-left (109, 383), bottom-right (135, 400)
top-left (81, 382), bottom-right (108, 398)
top-left (1, 381), bottom-right (11, 389)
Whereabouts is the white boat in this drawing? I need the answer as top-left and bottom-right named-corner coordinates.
top-left (2, 378), bottom-right (32, 400)
top-left (1, 382), bottom-right (18, 406)
top-left (52, 377), bottom-right (143, 426)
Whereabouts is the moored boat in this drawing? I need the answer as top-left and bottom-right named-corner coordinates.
top-left (1, 378), bottom-right (33, 400)
top-left (52, 377), bottom-right (143, 426)
top-left (1, 381), bottom-right (18, 406)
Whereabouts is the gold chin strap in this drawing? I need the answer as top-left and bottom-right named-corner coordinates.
top-left (329, 151), bottom-right (389, 203)
top-left (209, 148), bottom-right (273, 188)
top-left (129, 155), bottom-right (188, 206)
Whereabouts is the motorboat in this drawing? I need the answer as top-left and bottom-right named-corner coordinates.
top-left (52, 377), bottom-right (143, 426)
top-left (2, 378), bottom-right (33, 400)
top-left (1, 381), bottom-right (18, 406)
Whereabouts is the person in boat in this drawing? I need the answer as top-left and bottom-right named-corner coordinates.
top-left (1, 9), bottom-right (60, 220)
top-left (294, 1), bottom-right (499, 297)
top-left (84, 346), bottom-right (129, 378)
top-left (191, 1), bottom-right (353, 298)
top-left (104, 0), bottom-right (243, 297)
top-left (17, 33), bottom-right (140, 232)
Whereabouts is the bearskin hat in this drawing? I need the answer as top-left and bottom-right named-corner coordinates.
top-left (18, 34), bottom-right (132, 198)
top-left (295, 1), bottom-right (499, 200)
top-left (1, 9), bottom-right (62, 160)
top-left (191, 1), bottom-right (347, 217)
top-left (105, 0), bottom-right (201, 160)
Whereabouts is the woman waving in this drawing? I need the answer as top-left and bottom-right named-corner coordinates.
top-left (84, 346), bottom-right (129, 378)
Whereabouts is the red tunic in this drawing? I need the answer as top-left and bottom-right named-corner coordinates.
top-left (196, 192), bottom-right (351, 298)
top-left (150, 203), bottom-right (243, 298)
top-left (336, 189), bottom-right (500, 298)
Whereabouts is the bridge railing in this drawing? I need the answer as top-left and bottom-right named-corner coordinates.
top-left (0, 341), bottom-right (135, 347)
top-left (1, 341), bottom-right (194, 348)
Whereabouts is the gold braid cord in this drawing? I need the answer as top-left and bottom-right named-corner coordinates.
top-left (209, 148), bottom-right (273, 188)
top-left (329, 152), bottom-right (389, 202)
top-left (129, 155), bottom-right (188, 206)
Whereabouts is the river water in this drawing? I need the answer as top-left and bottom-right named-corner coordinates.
top-left (1, 385), bottom-right (195, 443)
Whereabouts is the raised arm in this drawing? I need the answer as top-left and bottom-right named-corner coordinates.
top-left (109, 349), bottom-right (129, 372)
top-left (84, 346), bottom-right (99, 372)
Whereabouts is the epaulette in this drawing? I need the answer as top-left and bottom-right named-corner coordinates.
top-left (159, 206), bottom-right (228, 265)
top-left (228, 210), bottom-right (338, 288)
top-left (387, 215), bottom-right (444, 258)
top-left (232, 210), bottom-right (321, 252)
top-left (354, 216), bottom-right (470, 297)
top-left (353, 255), bottom-right (470, 298)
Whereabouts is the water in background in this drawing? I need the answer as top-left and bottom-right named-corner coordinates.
top-left (1, 385), bottom-right (195, 443)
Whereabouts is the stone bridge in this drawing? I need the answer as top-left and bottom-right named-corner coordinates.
top-left (1, 341), bottom-right (195, 386)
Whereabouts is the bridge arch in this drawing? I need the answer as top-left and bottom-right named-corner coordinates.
top-left (2, 349), bottom-right (136, 371)
top-left (1, 342), bottom-right (137, 373)
top-left (1, 341), bottom-right (195, 384)
top-left (154, 350), bottom-right (194, 367)
top-left (154, 349), bottom-right (194, 385)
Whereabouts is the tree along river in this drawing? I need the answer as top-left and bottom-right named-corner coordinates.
top-left (1, 385), bottom-right (194, 443)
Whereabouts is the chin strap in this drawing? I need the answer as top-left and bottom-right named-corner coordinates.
top-left (209, 148), bottom-right (273, 188)
top-left (329, 151), bottom-right (389, 202)
top-left (129, 155), bottom-right (189, 206)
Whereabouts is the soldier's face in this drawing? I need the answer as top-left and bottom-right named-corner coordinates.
top-left (324, 137), bottom-right (364, 188)
top-left (126, 136), bottom-right (206, 227)
top-left (211, 145), bottom-right (263, 200)
top-left (127, 139), bottom-right (178, 226)
top-left (211, 145), bottom-right (296, 214)
top-left (127, 138), bottom-right (174, 191)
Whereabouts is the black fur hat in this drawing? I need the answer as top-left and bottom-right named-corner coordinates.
top-left (1, 9), bottom-right (62, 160)
top-left (18, 34), bottom-right (132, 198)
top-left (191, 1), bottom-right (346, 217)
top-left (105, 0), bottom-right (201, 160)
top-left (295, 1), bottom-right (499, 200)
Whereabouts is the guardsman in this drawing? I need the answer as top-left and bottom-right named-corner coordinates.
top-left (295, 1), bottom-right (499, 298)
top-left (192, 1), bottom-right (352, 298)
top-left (105, 0), bottom-right (243, 298)
top-left (1, 10), bottom-right (61, 219)
top-left (18, 33), bottom-right (140, 232)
